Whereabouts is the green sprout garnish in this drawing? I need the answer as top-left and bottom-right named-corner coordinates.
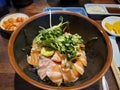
top-left (35, 16), bottom-right (84, 61)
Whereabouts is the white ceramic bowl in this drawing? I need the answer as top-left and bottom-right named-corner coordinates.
top-left (0, 13), bottom-right (29, 39)
top-left (0, 13), bottom-right (29, 30)
top-left (101, 16), bottom-right (120, 37)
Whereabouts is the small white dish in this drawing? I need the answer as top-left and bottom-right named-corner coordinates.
top-left (85, 4), bottom-right (107, 14)
top-left (101, 16), bottom-right (120, 37)
top-left (0, 13), bottom-right (29, 30)
top-left (0, 13), bottom-right (29, 39)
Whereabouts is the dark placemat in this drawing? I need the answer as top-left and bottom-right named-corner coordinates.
top-left (14, 73), bottom-right (102, 90)
top-left (46, 0), bottom-right (91, 7)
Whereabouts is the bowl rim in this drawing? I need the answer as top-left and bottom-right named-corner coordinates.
top-left (8, 11), bottom-right (112, 89)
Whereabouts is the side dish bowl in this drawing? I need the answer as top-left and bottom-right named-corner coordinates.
top-left (8, 11), bottom-right (112, 89)
top-left (102, 16), bottom-right (120, 37)
top-left (0, 13), bottom-right (29, 39)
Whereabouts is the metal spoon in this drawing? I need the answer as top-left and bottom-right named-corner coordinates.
top-left (102, 76), bottom-right (109, 90)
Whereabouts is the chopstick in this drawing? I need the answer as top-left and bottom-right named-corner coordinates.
top-left (111, 59), bottom-right (120, 89)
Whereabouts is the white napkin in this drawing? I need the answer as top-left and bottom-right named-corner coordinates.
top-left (109, 36), bottom-right (120, 67)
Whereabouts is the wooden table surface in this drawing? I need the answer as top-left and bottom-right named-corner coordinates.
top-left (0, 0), bottom-right (120, 90)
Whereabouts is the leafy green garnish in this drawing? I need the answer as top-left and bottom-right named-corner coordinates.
top-left (35, 16), bottom-right (84, 61)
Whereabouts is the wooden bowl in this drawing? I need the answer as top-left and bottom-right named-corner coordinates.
top-left (8, 11), bottom-right (112, 89)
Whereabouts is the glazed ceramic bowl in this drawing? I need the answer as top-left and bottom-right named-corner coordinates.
top-left (102, 16), bottom-right (120, 37)
top-left (8, 11), bottom-right (112, 89)
top-left (0, 13), bottom-right (29, 39)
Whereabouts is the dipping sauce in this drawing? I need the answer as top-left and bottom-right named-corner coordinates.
top-left (106, 7), bottom-right (120, 14)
